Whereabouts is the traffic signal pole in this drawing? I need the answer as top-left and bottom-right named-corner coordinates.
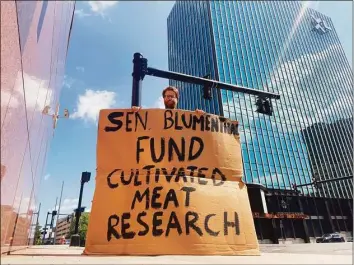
top-left (74, 181), bottom-right (85, 235)
top-left (131, 52), bottom-right (280, 115)
top-left (70, 171), bottom-right (91, 247)
top-left (292, 175), bottom-right (353, 191)
top-left (42, 212), bottom-right (51, 243)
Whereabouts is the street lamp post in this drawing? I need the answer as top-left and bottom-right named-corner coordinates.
top-left (70, 171), bottom-right (91, 247)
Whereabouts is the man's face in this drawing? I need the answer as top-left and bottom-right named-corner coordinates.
top-left (163, 90), bottom-right (178, 109)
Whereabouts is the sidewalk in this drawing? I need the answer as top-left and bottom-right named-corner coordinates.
top-left (1, 243), bottom-right (352, 264)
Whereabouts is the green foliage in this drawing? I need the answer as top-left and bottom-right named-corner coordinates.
top-left (69, 212), bottom-right (90, 241)
top-left (34, 223), bottom-right (42, 245)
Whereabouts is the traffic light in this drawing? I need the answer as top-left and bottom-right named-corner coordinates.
top-left (81, 172), bottom-right (91, 183)
top-left (312, 178), bottom-right (320, 189)
top-left (63, 109), bottom-right (70, 118)
top-left (52, 210), bottom-right (57, 216)
top-left (202, 74), bottom-right (212, 100)
top-left (292, 183), bottom-right (298, 192)
top-left (256, 96), bottom-right (273, 116)
top-left (203, 85), bottom-right (212, 100)
top-left (132, 53), bottom-right (148, 81)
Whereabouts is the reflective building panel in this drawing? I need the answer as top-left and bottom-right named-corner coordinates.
top-left (1, 1), bottom-right (75, 253)
top-left (168, 1), bottom-right (353, 242)
top-left (168, 1), bottom-right (353, 199)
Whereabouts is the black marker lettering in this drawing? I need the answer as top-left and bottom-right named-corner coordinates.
top-left (104, 112), bottom-right (124, 132)
top-left (181, 113), bottom-right (192, 128)
top-left (205, 214), bottom-right (220, 236)
top-left (121, 213), bottom-right (135, 239)
top-left (152, 211), bottom-right (164, 236)
top-left (135, 111), bottom-right (148, 131)
top-left (211, 168), bottom-right (227, 186)
top-left (186, 166), bottom-right (198, 182)
top-left (107, 214), bottom-right (120, 241)
top-left (174, 167), bottom-right (187, 182)
top-left (185, 211), bottom-right (203, 236)
top-left (151, 137), bottom-right (165, 163)
top-left (211, 117), bottom-right (219, 133)
top-left (143, 165), bottom-right (155, 184)
top-left (155, 168), bottom-right (161, 183)
top-left (168, 138), bottom-right (185, 162)
top-left (205, 115), bottom-right (211, 131)
top-left (192, 115), bottom-right (205, 131)
top-left (163, 189), bottom-right (179, 209)
top-left (197, 167), bottom-right (208, 185)
top-left (151, 186), bottom-right (163, 209)
top-left (133, 169), bottom-right (141, 186)
top-left (107, 169), bottom-right (120, 189)
top-left (161, 167), bottom-right (177, 182)
top-left (137, 136), bottom-right (149, 163)
top-left (180, 186), bottom-right (196, 207)
top-left (131, 188), bottom-right (150, 210)
top-left (174, 112), bottom-right (183, 130)
top-left (224, 212), bottom-right (240, 235)
top-left (188, 137), bottom-right (204, 161)
top-left (120, 169), bottom-right (134, 185)
top-left (164, 110), bottom-right (174, 129)
top-left (137, 211), bottom-right (149, 236)
top-left (125, 112), bottom-right (133, 132)
top-left (166, 211), bottom-right (182, 236)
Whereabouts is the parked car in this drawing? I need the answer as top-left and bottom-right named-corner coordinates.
top-left (316, 233), bottom-right (345, 243)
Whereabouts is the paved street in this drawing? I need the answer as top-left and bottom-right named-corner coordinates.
top-left (1, 243), bottom-right (352, 264)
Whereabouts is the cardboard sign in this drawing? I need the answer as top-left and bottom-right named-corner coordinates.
top-left (84, 109), bottom-right (260, 256)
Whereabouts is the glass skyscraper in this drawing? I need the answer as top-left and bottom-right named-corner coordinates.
top-left (167, 1), bottom-right (353, 200)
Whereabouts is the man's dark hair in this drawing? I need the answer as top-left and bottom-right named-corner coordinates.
top-left (162, 86), bottom-right (179, 99)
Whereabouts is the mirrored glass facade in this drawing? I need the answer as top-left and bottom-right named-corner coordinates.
top-left (168, 1), bottom-right (353, 199)
top-left (1, 1), bottom-right (75, 253)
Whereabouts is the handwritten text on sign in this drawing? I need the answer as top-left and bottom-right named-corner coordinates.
top-left (96, 109), bottom-right (243, 179)
top-left (84, 109), bottom-right (259, 256)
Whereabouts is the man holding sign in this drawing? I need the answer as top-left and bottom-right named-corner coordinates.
top-left (132, 86), bottom-right (205, 115)
top-left (84, 98), bottom-right (260, 255)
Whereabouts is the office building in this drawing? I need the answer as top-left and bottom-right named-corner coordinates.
top-left (54, 215), bottom-right (73, 244)
top-left (168, 1), bottom-right (353, 243)
top-left (1, 1), bottom-right (75, 253)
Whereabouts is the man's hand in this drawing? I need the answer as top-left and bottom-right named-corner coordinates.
top-left (132, 106), bottom-right (141, 112)
top-left (195, 109), bottom-right (205, 115)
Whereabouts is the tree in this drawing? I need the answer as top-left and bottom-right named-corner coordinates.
top-left (69, 212), bottom-right (90, 243)
top-left (34, 223), bottom-right (42, 245)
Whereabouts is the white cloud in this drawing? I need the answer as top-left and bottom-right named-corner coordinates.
top-left (152, 96), bottom-right (165, 109)
top-left (62, 75), bottom-right (74, 89)
top-left (75, 66), bottom-right (85, 73)
top-left (51, 198), bottom-right (79, 214)
top-left (254, 42), bottom-right (351, 137)
top-left (44, 174), bottom-right (51, 181)
top-left (1, 71), bottom-right (52, 111)
top-left (1, 71), bottom-right (22, 109)
top-left (71, 89), bottom-right (117, 123)
top-left (88, 1), bottom-right (118, 15)
top-left (252, 173), bottom-right (289, 190)
top-left (74, 9), bottom-right (91, 18)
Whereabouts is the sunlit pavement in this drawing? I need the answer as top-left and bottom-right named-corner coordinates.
top-left (1, 243), bottom-right (352, 264)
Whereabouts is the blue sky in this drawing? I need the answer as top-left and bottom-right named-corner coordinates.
top-left (37, 1), bottom-right (352, 226)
